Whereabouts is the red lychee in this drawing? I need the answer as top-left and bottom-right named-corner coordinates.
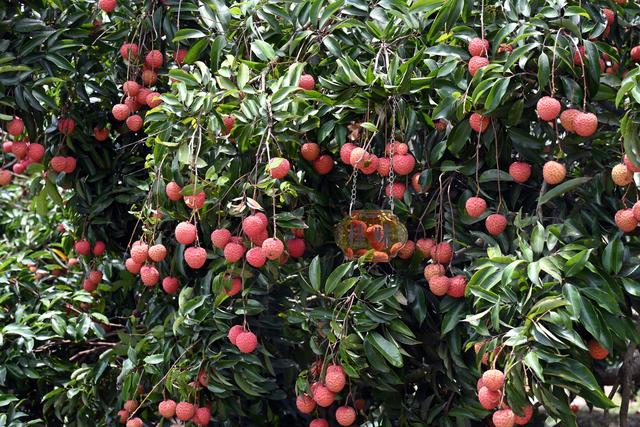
top-left (192, 407), bottom-right (211, 426)
top-left (211, 228), bottom-right (232, 249)
top-left (299, 74), bottom-right (315, 90)
top-left (397, 240), bottom-right (415, 259)
top-left (235, 331), bottom-right (258, 353)
top-left (93, 127), bottom-right (109, 141)
top-left (416, 238), bottom-right (436, 259)
top-left (313, 155), bottom-right (334, 175)
top-left (122, 81), bottom-right (139, 96)
top-left (50, 156), bottom-right (67, 173)
top-left (140, 265), bottom-right (159, 286)
top-left (508, 162), bottom-right (531, 183)
top-left (141, 69), bottom-right (157, 86)
top-left (385, 182), bottom-right (406, 200)
top-left (325, 364), bottom-right (346, 393)
top-left (624, 155), bottom-right (640, 173)
top-left (146, 92), bottom-right (162, 108)
top-left (162, 276), bottom-right (179, 294)
top-left (411, 172), bottom-right (429, 193)
top-left (98, 0), bottom-right (117, 12)
top-left (574, 112), bottom-right (598, 137)
top-left (228, 325), bottom-right (244, 345)
top-left (493, 408), bottom-right (515, 427)
top-left (262, 237), bottom-right (284, 260)
top-left (486, 213), bottom-right (508, 236)
top-left (123, 400), bottom-right (139, 412)
top-left (184, 246), bottom-right (207, 269)
top-left (312, 384), bottom-right (335, 407)
top-left (468, 56), bottom-right (489, 76)
top-left (125, 258), bottom-right (142, 274)
top-left (423, 263), bottom-right (445, 281)
top-left (175, 401), bottom-right (196, 421)
top-left (310, 419), bottom-right (329, 427)
top-left (431, 242), bottom-right (453, 264)
top-left (125, 418), bottom-right (142, 427)
top-left (126, 115), bottom-right (143, 132)
top-left (536, 96), bottom-right (561, 121)
top-left (57, 118), bottom-right (75, 135)
top-left (447, 275), bottom-right (467, 298)
top-left (287, 238), bottom-right (305, 258)
top-left (340, 143), bottom-right (357, 165)
top-left (349, 147), bottom-right (367, 168)
top-left (588, 340), bottom-right (609, 360)
top-left (301, 142), bottom-right (320, 161)
top-left (0, 170), bottom-right (12, 186)
top-left (175, 222), bottom-right (197, 245)
top-left (468, 38), bottom-right (490, 56)
top-left (120, 43), bottom-right (139, 60)
top-left (246, 247), bottom-right (267, 267)
top-left (224, 242), bottom-right (246, 263)
top-left (63, 156), bottom-right (76, 173)
top-left (634, 201), bottom-right (640, 221)
top-left (243, 215), bottom-right (267, 239)
top-left (147, 244), bottom-right (167, 262)
top-left (130, 241), bottom-right (149, 263)
top-left (429, 275), bottom-right (450, 296)
top-left (223, 276), bottom-right (242, 296)
top-left (335, 406), bottom-right (356, 426)
top-left (74, 239), bottom-right (91, 256)
top-left (478, 386), bottom-right (501, 410)
top-left (392, 154), bottom-right (415, 175)
top-left (165, 181), bottom-right (182, 201)
top-left (268, 157), bottom-right (290, 179)
top-left (513, 405), bottom-right (534, 425)
top-left (145, 50), bottom-right (163, 69)
top-left (612, 164), bottom-right (633, 186)
top-left (560, 108), bottom-right (580, 132)
top-left (184, 191), bottom-right (205, 210)
top-left (482, 369), bottom-right (505, 391)
top-left (27, 143), bottom-right (45, 162)
top-left (465, 196), bottom-right (487, 217)
top-left (158, 399), bottom-right (176, 418)
top-left (469, 112), bottom-right (490, 133)
top-left (542, 161), bottom-right (566, 185)
top-left (112, 104), bottom-right (130, 121)
top-left (174, 48), bottom-right (188, 65)
top-left (296, 394), bottom-right (316, 414)
top-left (6, 116), bottom-right (24, 136)
top-left (117, 409), bottom-right (129, 424)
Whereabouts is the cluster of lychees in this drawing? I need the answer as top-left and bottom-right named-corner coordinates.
top-left (124, 240), bottom-right (180, 294)
top-left (116, 398), bottom-right (211, 426)
top-left (611, 156), bottom-right (640, 233)
top-left (420, 240), bottom-right (468, 298)
top-left (476, 368), bottom-right (534, 427)
top-left (296, 363), bottom-right (359, 427)
top-left (72, 238), bottom-right (108, 292)
top-left (1, 117), bottom-right (47, 184)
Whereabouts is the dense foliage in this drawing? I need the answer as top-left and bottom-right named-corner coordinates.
top-left (2, 0), bottom-right (640, 426)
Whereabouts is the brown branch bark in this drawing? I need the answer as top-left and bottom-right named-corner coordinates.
top-left (621, 343), bottom-right (638, 427)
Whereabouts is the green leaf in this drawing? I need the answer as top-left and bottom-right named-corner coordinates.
top-left (309, 256), bottom-right (321, 291)
top-left (538, 177), bottom-right (591, 205)
top-left (251, 40), bottom-right (276, 61)
top-left (325, 262), bottom-right (352, 294)
top-left (602, 237), bottom-right (623, 275)
top-left (484, 77), bottom-right (511, 113)
top-left (143, 354), bottom-right (164, 364)
top-left (367, 332), bottom-right (403, 367)
top-left (173, 28), bottom-right (206, 42)
top-left (537, 52), bottom-right (550, 90)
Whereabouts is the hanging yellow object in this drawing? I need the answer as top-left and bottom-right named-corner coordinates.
top-left (335, 210), bottom-right (408, 262)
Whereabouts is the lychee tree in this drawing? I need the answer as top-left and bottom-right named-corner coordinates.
top-left (2, 0), bottom-right (640, 427)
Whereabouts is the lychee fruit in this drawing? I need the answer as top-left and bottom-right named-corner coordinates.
top-left (468, 56), bottom-right (489, 76)
top-left (162, 276), bottom-right (179, 294)
top-left (429, 275), bottom-right (450, 296)
top-left (634, 201), bottom-right (640, 221)
top-left (145, 50), bottom-right (163, 69)
top-left (192, 406), bottom-right (211, 426)
top-left (88, 270), bottom-right (103, 284)
top-left (63, 156), bottom-right (76, 173)
top-left (385, 182), bottom-right (406, 200)
top-left (126, 115), bottom-right (143, 132)
top-left (486, 213), bottom-right (508, 236)
top-left (560, 108), bottom-right (580, 132)
top-left (262, 237), bottom-right (284, 260)
top-left (159, 399), bottom-right (177, 418)
top-left (468, 38), bottom-right (490, 56)
top-left (268, 157), bottom-right (290, 179)
top-left (148, 244), bottom-right (167, 262)
top-left (632, 45), bottom-right (640, 62)
top-left (120, 43), bottom-right (139, 60)
top-left (184, 246), bottom-right (207, 269)
top-left (174, 48), bottom-right (188, 65)
top-left (123, 400), bottom-right (139, 412)
top-left (224, 276), bottom-right (242, 296)
top-left (423, 263), bottom-right (445, 281)
top-left (447, 275), bottom-right (467, 298)
top-left (130, 241), bottom-right (149, 263)
top-left (165, 181), bottom-right (182, 201)
top-left (299, 74), bottom-right (315, 90)
top-left (184, 191), bottom-right (205, 210)
top-left (416, 238), bottom-right (436, 258)
top-left (98, 0), bottom-right (116, 12)
top-left (397, 240), bottom-right (415, 259)
top-left (392, 154), bottom-right (415, 175)
top-left (574, 112), bottom-right (598, 137)
top-left (243, 215), bottom-right (267, 239)
top-left (431, 242), bottom-right (453, 264)
top-left (175, 222), bottom-right (197, 245)
top-left (287, 238), bottom-right (305, 257)
top-left (125, 258), bottom-right (142, 274)
top-left (469, 112), bottom-right (490, 133)
top-left (224, 242), bottom-right (246, 263)
top-left (411, 172), bottom-right (429, 193)
top-left (175, 401), bottom-right (196, 421)
top-left (146, 92), bottom-right (162, 108)
top-left (112, 104), bottom-right (130, 121)
top-left (588, 340), bottom-right (609, 360)
top-left (349, 147), bottom-right (367, 168)
top-left (6, 116), bottom-right (24, 136)
top-left (228, 325), bottom-right (244, 345)
top-left (301, 142), bottom-right (320, 161)
top-left (211, 228), bottom-right (232, 249)
top-left (246, 247), bottom-right (267, 267)
top-left (624, 155), bottom-right (640, 173)
top-left (117, 409), bottom-right (129, 424)
top-left (478, 386), bottom-right (501, 410)
top-left (335, 406), bottom-right (356, 426)
top-left (313, 155), bottom-right (334, 175)
top-left (508, 162), bottom-right (531, 183)
top-left (542, 161), bottom-right (566, 185)
top-left (0, 170), bottom-right (12, 186)
top-left (359, 153), bottom-right (379, 175)
top-left (57, 118), bottom-right (75, 135)
top-left (125, 418), bottom-right (142, 427)
top-left (74, 239), bottom-right (91, 256)
top-left (50, 156), bottom-right (67, 173)
top-left (93, 127), bottom-right (109, 141)
top-left (513, 405), bottom-right (534, 425)
top-left (482, 369), bottom-right (505, 391)
top-left (296, 394), bottom-right (316, 414)
top-left (141, 69), bottom-right (157, 86)
top-left (312, 384), bottom-right (335, 407)
top-left (140, 265), bottom-right (160, 286)
top-left (235, 331), bottom-right (258, 353)
top-left (493, 408), bottom-right (515, 427)
top-left (27, 143), bottom-right (45, 162)
top-left (465, 196), bottom-right (487, 217)
top-left (325, 364), bottom-right (346, 392)
top-left (11, 141), bottom-right (28, 159)
top-left (340, 143), bottom-right (357, 164)
top-left (612, 163), bottom-right (633, 186)
top-left (536, 96), bottom-right (561, 121)
top-left (83, 278), bottom-right (98, 292)
top-left (310, 419), bottom-right (329, 427)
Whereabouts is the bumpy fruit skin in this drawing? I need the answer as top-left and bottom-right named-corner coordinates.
top-left (112, 104), bottom-right (130, 121)
top-left (301, 142), bottom-right (320, 161)
top-left (574, 112), bottom-right (598, 137)
top-left (162, 276), bottom-right (179, 294)
top-left (392, 154), bottom-right (415, 175)
top-left (184, 246), bottom-right (207, 269)
top-left (429, 275), bottom-right (450, 296)
top-left (130, 241), bottom-right (149, 263)
top-left (482, 369), bottom-right (505, 391)
top-left (242, 215), bottom-right (267, 239)
top-left (165, 181), bottom-right (182, 201)
top-left (126, 115), bottom-right (143, 132)
top-left (536, 96), bottom-right (561, 121)
top-left (615, 209), bottom-right (637, 232)
top-left (299, 74), bottom-right (315, 90)
top-left (63, 156), bottom-right (76, 173)
top-left (125, 418), bottom-right (142, 427)
top-left (478, 386), bottom-right (501, 410)
top-left (235, 331), bottom-right (258, 353)
top-left (588, 340), bottom-right (609, 360)
top-left (228, 325), bottom-right (244, 345)
top-left (310, 419), bottom-right (329, 427)
top-left (416, 238), bottom-right (436, 258)
top-left (175, 402), bottom-right (196, 421)
top-left (268, 157), bottom-right (291, 179)
top-left (312, 384), bottom-right (335, 407)
top-left (145, 50), bottom-right (164, 69)
top-left (246, 247), bottom-right (267, 267)
top-left (513, 405), bottom-right (534, 425)
top-left (224, 242), bottom-right (246, 263)
top-left (0, 170), bottom-right (12, 186)
top-left (125, 258), bottom-right (142, 274)
top-left (634, 201), bottom-right (640, 222)
top-left (465, 197), bottom-right (487, 218)
top-left (147, 244), bottom-right (167, 262)
top-left (287, 238), bottom-right (305, 258)
top-left (146, 92), bottom-right (162, 108)
top-left (468, 56), bottom-right (489, 75)
top-left (296, 394), bottom-right (317, 414)
top-left (359, 153), bottom-right (379, 174)
top-left (94, 127), bottom-right (109, 141)
top-left (98, 0), bottom-right (117, 12)
top-left (27, 143), bottom-right (45, 162)
top-left (493, 409), bottom-right (515, 427)
top-left (397, 240), bottom-right (415, 259)
top-left (542, 161), bottom-right (566, 185)
top-left (141, 69), bottom-right (157, 86)
top-left (262, 237), bottom-right (285, 260)
top-left (123, 400), bottom-right (139, 412)
top-left (88, 270), bottom-right (103, 284)
top-left (385, 182), bottom-right (406, 199)
top-left (423, 263), bottom-right (445, 281)
top-left (447, 275), bottom-right (467, 298)
top-left (631, 45), bottom-right (640, 62)
top-left (432, 242), bottom-right (453, 264)
top-left (120, 43), bottom-right (139, 60)
top-left (184, 191), bottom-right (205, 209)
top-left (349, 147), bottom-right (367, 167)
top-left (159, 399), bottom-right (177, 418)
top-left (83, 278), bottom-right (98, 292)
top-left (313, 154), bottom-right (334, 174)
top-left (58, 118), bottom-right (75, 135)
top-left (208, 229), bottom-right (230, 250)
top-left (508, 162), bottom-right (531, 183)
top-left (50, 156), bottom-right (67, 173)
top-left (560, 108), bottom-right (580, 132)
top-left (612, 163), bottom-right (633, 186)
top-left (74, 240), bottom-right (91, 256)
top-left (117, 409), bottom-right (129, 424)
top-left (325, 364), bottom-right (346, 393)
top-left (339, 143), bottom-right (357, 164)
top-left (175, 222), bottom-right (197, 245)
top-left (468, 37), bottom-right (490, 56)
top-left (335, 406), bottom-right (357, 426)
top-left (11, 141), bottom-right (27, 159)
top-left (192, 407), bottom-right (211, 426)
top-left (123, 80), bottom-right (139, 96)
top-left (6, 116), bottom-right (24, 136)
top-left (486, 214), bottom-right (508, 236)
top-left (469, 112), bottom-right (490, 133)
top-left (140, 265), bottom-right (160, 286)
top-left (377, 157), bottom-right (391, 176)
